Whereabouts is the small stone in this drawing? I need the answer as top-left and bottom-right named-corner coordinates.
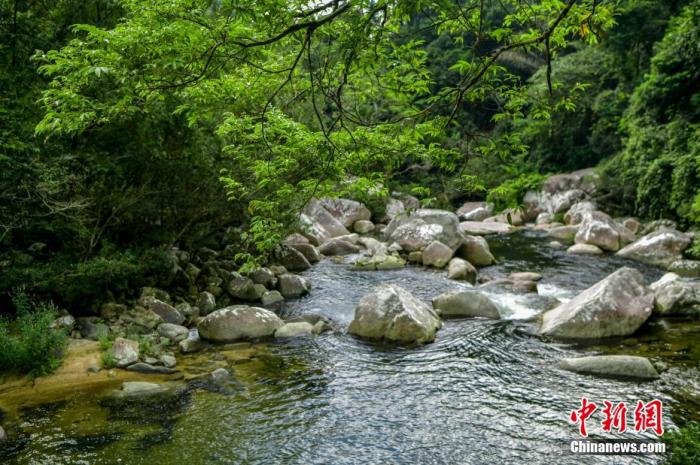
top-left (353, 220), bottom-right (375, 234)
top-left (126, 362), bottom-right (176, 375)
top-left (111, 381), bottom-right (171, 399)
top-left (277, 273), bottom-right (310, 298)
top-left (558, 355), bottom-right (659, 380)
top-left (179, 337), bottom-right (202, 354)
top-left (157, 323), bottom-right (189, 342)
top-left (447, 257), bottom-right (477, 284)
top-left (422, 241), bottom-right (454, 268)
top-left (508, 272), bottom-right (542, 281)
top-left (567, 243), bottom-right (604, 255)
top-left (196, 291), bottom-right (217, 315)
top-left (275, 322), bottom-right (314, 338)
top-left (210, 368), bottom-right (231, 385)
top-left (160, 355), bottom-right (177, 368)
top-left (261, 290), bottom-right (284, 305)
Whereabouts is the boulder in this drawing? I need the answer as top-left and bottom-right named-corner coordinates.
top-left (536, 213), bottom-right (554, 225)
top-left (353, 220), bottom-right (375, 234)
top-left (196, 291), bottom-right (217, 315)
top-left (288, 243), bottom-right (321, 264)
top-left (669, 259), bottom-right (700, 278)
top-left (422, 241), bottom-right (454, 268)
top-left (481, 278), bottom-right (538, 293)
top-left (385, 209), bottom-right (464, 252)
top-left (484, 208), bottom-right (525, 226)
top-left (547, 225), bottom-right (579, 243)
top-left (318, 238), bottom-right (360, 256)
top-left (227, 273), bottom-right (264, 301)
top-left (198, 306), bottom-right (283, 342)
top-left (640, 219), bottom-right (678, 236)
top-left (273, 245), bottom-right (311, 271)
top-left (275, 322), bottom-right (315, 338)
top-left (146, 299), bottom-right (185, 325)
top-left (179, 336), bottom-right (202, 354)
top-left (391, 191), bottom-right (421, 210)
top-left (650, 273), bottom-right (700, 316)
top-left (460, 221), bottom-right (513, 235)
top-left (564, 201), bottom-right (596, 225)
top-left (318, 198), bottom-right (371, 228)
top-left (457, 235), bottom-right (495, 266)
top-left (456, 201), bottom-right (494, 221)
top-left (160, 354), bottom-right (177, 369)
top-left (111, 381), bottom-right (173, 399)
top-left (567, 243), bottom-right (604, 255)
top-left (354, 254), bottom-right (406, 270)
top-left (157, 323), bottom-right (189, 342)
top-left (300, 199), bottom-right (350, 243)
top-left (575, 211), bottom-right (634, 251)
top-left (617, 228), bottom-right (692, 268)
top-left (622, 218), bottom-right (641, 235)
top-left (249, 267), bottom-right (277, 287)
top-left (261, 290), bottom-right (284, 305)
top-left (348, 285), bottom-right (442, 343)
top-left (540, 267), bottom-right (653, 338)
top-left (432, 291), bottom-right (500, 319)
top-left (110, 338), bottom-right (139, 368)
top-left (559, 356), bottom-right (659, 380)
top-left (277, 273), bottom-right (310, 298)
top-left (382, 198), bottom-right (405, 222)
top-left (542, 168), bottom-right (598, 195)
top-left (126, 362), bottom-right (176, 375)
top-left (447, 258), bottom-right (477, 283)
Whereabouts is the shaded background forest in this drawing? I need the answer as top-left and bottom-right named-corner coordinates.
top-left (0, 0), bottom-right (698, 311)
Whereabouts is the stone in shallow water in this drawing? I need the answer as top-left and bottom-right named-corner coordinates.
top-left (567, 243), bottom-right (603, 255)
top-left (111, 381), bottom-right (172, 399)
top-left (422, 241), bottom-right (453, 268)
top-left (540, 267), bottom-right (653, 339)
top-left (348, 284), bottom-right (442, 343)
top-left (432, 290), bottom-right (500, 319)
top-left (558, 355), bottom-right (659, 380)
top-left (457, 235), bottom-right (495, 266)
top-left (617, 228), bottom-right (692, 268)
top-left (447, 258), bottom-right (476, 283)
top-left (275, 322), bottom-right (314, 338)
top-left (198, 305), bottom-right (283, 342)
top-left (110, 338), bottom-right (139, 368)
top-left (126, 362), bottom-right (176, 375)
top-left (459, 221), bottom-right (513, 236)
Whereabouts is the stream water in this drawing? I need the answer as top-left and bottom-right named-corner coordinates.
top-left (1, 230), bottom-right (699, 464)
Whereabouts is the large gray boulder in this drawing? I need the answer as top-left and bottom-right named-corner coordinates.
top-left (385, 209), bottom-right (464, 252)
top-left (318, 198), bottom-right (371, 229)
top-left (110, 338), bottom-right (139, 368)
top-left (198, 306), bottom-right (283, 342)
top-left (650, 273), bottom-right (700, 316)
top-left (547, 225), bottom-right (579, 243)
top-left (422, 241), bottom-right (454, 268)
top-left (277, 273), bottom-right (310, 298)
top-left (432, 290), bottom-right (500, 319)
top-left (287, 243), bottom-right (321, 264)
top-left (558, 355), bottom-right (659, 380)
top-left (564, 201), bottom-right (597, 225)
top-left (145, 299), bottom-right (185, 325)
top-left (318, 238), bottom-right (360, 256)
top-left (456, 201), bottom-right (494, 221)
top-left (447, 258), bottom-right (477, 283)
top-left (574, 211), bottom-right (635, 251)
top-left (617, 228), bottom-right (692, 268)
top-left (540, 267), bottom-right (653, 338)
top-left (300, 199), bottom-right (350, 243)
top-left (273, 245), bottom-right (311, 271)
top-left (348, 285), bottom-right (442, 343)
top-left (457, 234), bottom-right (495, 266)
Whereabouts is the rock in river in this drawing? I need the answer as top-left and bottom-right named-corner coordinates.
top-left (385, 209), bottom-right (464, 252)
top-left (650, 272), bottom-right (700, 316)
top-left (558, 355), bottom-right (659, 380)
top-left (447, 257), bottom-right (476, 283)
top-left (432, 290), bottom-right (500, 319)
top-left (348, 285), bottom-right (442, 343)
top-left (198, 305), bottom-right (283, 342)
top-left (275, 322), bottom-right (315, 338)
top-left (617, 228), bottom-right (692, 268)
top-left (422, 240), bottom-right (454, 268)
top-left (574, 211), bottom-right (634, 252)
top-left (540, 267), bottom-right (653, 338)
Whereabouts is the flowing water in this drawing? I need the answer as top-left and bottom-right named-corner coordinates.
top-left (2, 230), bottom-right (699, 464)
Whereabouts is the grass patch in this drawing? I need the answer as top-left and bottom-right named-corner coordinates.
top-left (0, 289), bottom-right (69, 376)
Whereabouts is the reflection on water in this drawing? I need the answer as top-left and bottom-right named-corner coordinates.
top-left (1, 230), bottom-right (696, 465)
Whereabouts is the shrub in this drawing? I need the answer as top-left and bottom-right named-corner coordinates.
top-left (0, 290), bottom-right (68, 376)
top-left (487, 172), bottom-right (547, 212)
top-left (665, 423), bottom-right (700, 465)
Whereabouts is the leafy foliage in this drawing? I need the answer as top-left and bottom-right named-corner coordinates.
top-left (0, 290), bottom-right (68, 376)
top-left (664, 423), bottom-right (700, 465)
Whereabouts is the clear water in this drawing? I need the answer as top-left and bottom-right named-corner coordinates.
top-left (2, 230), bottom-right (698, 465)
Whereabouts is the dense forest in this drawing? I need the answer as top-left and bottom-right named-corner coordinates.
top-left (1, 0), bottom-right (697, 309)
top-left (1, 1), bottom-right (699, 462)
